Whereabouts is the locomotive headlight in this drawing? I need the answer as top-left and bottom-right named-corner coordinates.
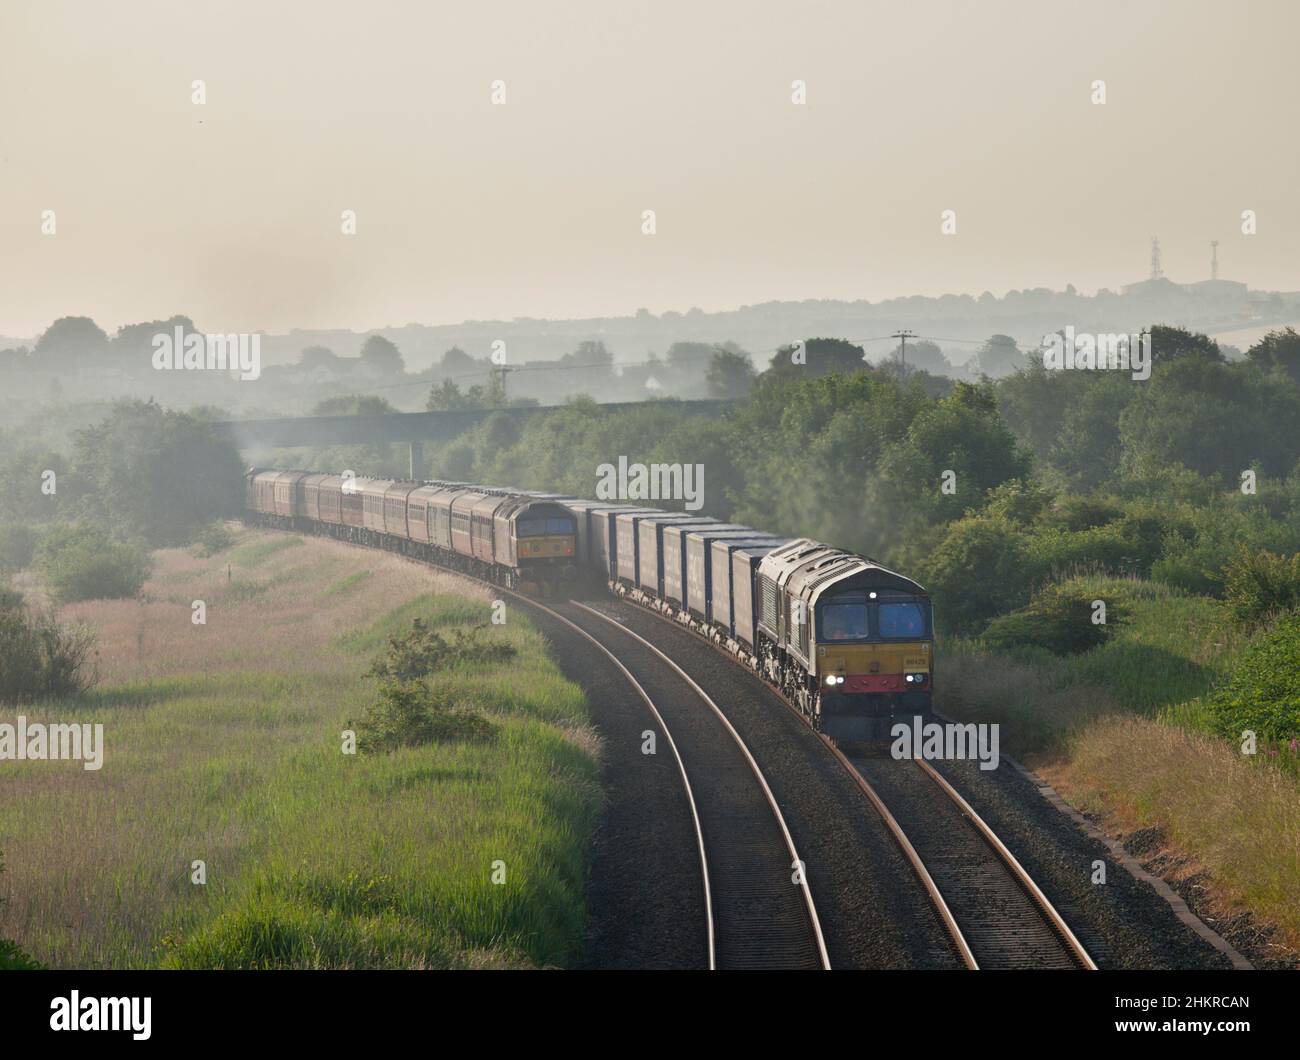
top-left (905, 672), bottom-right (928, 685)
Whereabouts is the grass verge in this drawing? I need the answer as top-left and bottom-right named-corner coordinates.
top-left (0, 527), bottom-right (601, 968)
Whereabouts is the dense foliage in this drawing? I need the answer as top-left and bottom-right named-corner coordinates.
top-left (982, 584), bottom-right (1123, 657)
top-left (37, 523), bottom-right (151, 603)
top-left (355, 619), bottom-right (511, 752)
top-left (71, 400), bottom-right (245, 546)
top-left (1208, 614), bottom-right (1300, 742)
top-left (1223, 547), bottom-right (1300, 628)
top-left (0, 523), bottom-right (38, 573)
top-left (0, 601), bottom-right (98, 702)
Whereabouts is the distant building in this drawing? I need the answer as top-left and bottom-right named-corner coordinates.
top-left (1185, 279), bottom-right (1249, 298)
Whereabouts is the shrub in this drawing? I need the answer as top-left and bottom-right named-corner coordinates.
top-left (982, 584), bottom-right (1123, 656)
top-left (1026, 522), bottom-right (1137, 578)
top-left (1149, 506), bottom-right (1300, 597)
top-left (915, 516), bottom-right (1035, 635)
top-left (36, 523), bottom-right (150, 603)
top-left (1207, 614), bottom-right (1300, 742)
top-left (1040, 494), bottom-right (1125, 532)
top-left (367, 618), bottom-right (517, 681)
top-left (0, 605), bottom-right (98, 702)
top-left (192, 521), bottom-right (236, 558)
top-left (1223, 547), bottom-right (1300, 628)
top-left (356, 677), bottom-right (496, 753)
top-left (353, 619), bottom-right (510, 753)
top-left (0, 584), bottom-right (24, 610)
top-left (981, 479), bottom-right (1051, 526)
top-left (0, 523), bottom-right (39, 573)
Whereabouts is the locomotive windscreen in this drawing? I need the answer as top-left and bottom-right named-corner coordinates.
top-left (518, 517), bottom-right (574, 536)
top-left (820, 593), bottom-right (868, 641)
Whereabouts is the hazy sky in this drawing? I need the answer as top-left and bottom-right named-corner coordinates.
top-left (2, 0), bottom-right (1298, 337)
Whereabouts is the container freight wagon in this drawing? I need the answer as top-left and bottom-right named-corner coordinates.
top-left (661, 522), bottom-right (744, 609)
top-left (609, 510), bottom-right (665, 587)
top-left (683, 527), bottom-right (775, 621)
top-left (635, 515), bottom-right (716, 599)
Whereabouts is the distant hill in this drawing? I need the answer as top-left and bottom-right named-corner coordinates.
top-left (255, 283), bottom-right (1300, 373)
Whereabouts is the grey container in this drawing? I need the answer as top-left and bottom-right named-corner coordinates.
top-left (591, 506), bottom-right (659, 582)
top-left (682, 527), bottom-right (769, 618)
top-left (706, 535), bottom-right (784, 629)
top-left (663, 522), bottom-right (746, 609)
top-left (731, 543), bottom-right (789, 648)
top-left (636, 515), bottom-right (716, 598)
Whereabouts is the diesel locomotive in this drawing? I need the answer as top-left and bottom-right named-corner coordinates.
top-left (245, 468), bottom-right (578, 594)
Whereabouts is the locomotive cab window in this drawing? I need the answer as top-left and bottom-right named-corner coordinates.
top-left (818, 592), bottom-right (869, 641)
top-left (518, 517), bottom-right (574, 537)
top-left (878, 601), bottom-right (927, 638)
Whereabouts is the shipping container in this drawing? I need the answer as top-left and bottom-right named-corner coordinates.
top-left (635, 514), bottom-right (715, 597)
top-left (665, 523), bottom-right (749, 610)
top-left (592, 507), bottom-right (658, 583)
top-left (731, 542), bottom-right (796, 648)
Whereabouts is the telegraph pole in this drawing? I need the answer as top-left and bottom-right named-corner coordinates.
top-left (891, 330), bottom-right (916, 385)
top-left (490, 363), bottom-right (517, 406)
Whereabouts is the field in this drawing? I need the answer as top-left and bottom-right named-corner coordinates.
top-left (937, 574), bottom-right (1300, 957)
top-left (0, 525), bottom-right (600, 968)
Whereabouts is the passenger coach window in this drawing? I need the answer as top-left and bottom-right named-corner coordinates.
top-left (819, 597), bottom-right (868, 641)
top-left (879, 603), bottom-right (926, 637)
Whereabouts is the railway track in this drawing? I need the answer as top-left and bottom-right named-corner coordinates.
top-left (516, 595), bottom-right (830, 969)
top-left (845, 752), bottom-right (1095, 970)
top-left (600, 594), bottom-right (1097, 971)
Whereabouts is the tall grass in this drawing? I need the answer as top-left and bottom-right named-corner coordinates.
top-left (939, 573), bottom-right (1247, 755)
top-left (1060, 715), bottom-right (1300, 951)
top-left (0, 528), bottom-right (600, 968)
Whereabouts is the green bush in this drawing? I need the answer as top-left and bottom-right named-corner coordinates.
top-left (0, 584), bottom-right (24, 610)
top-left (1026, 522), bottom-right (1138, 578)
top-left (0, 523), bottom-right (39, 573)
top-left (356, 677), bottom-right (496, 753)
top-left (916, 515), bottom-right (1035, 635)
top-left (353, 619), bottom-right (509, 753)
top-left (1223, 547), bottom-right (1300, 628)
top-left (1149, 506), bottom-right (1300, 596)
top-left (1040, 494), bottom-right (1125, 532)
top-left (36, 524), bottom-right (150, 603)
top-left (982, 584), bottom-right (1123, 656)
top-left (0, 604), bottom-right (98, 702)
top-left (1207, 614), bottom-right (1300, 741)
top-left (191, 521), bottom-right (236, 558)
top-left (368, 619), bottom-right (518, 681)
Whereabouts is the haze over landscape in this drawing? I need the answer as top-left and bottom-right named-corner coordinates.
top-left (3, 0), bottom-right (1298, 342)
